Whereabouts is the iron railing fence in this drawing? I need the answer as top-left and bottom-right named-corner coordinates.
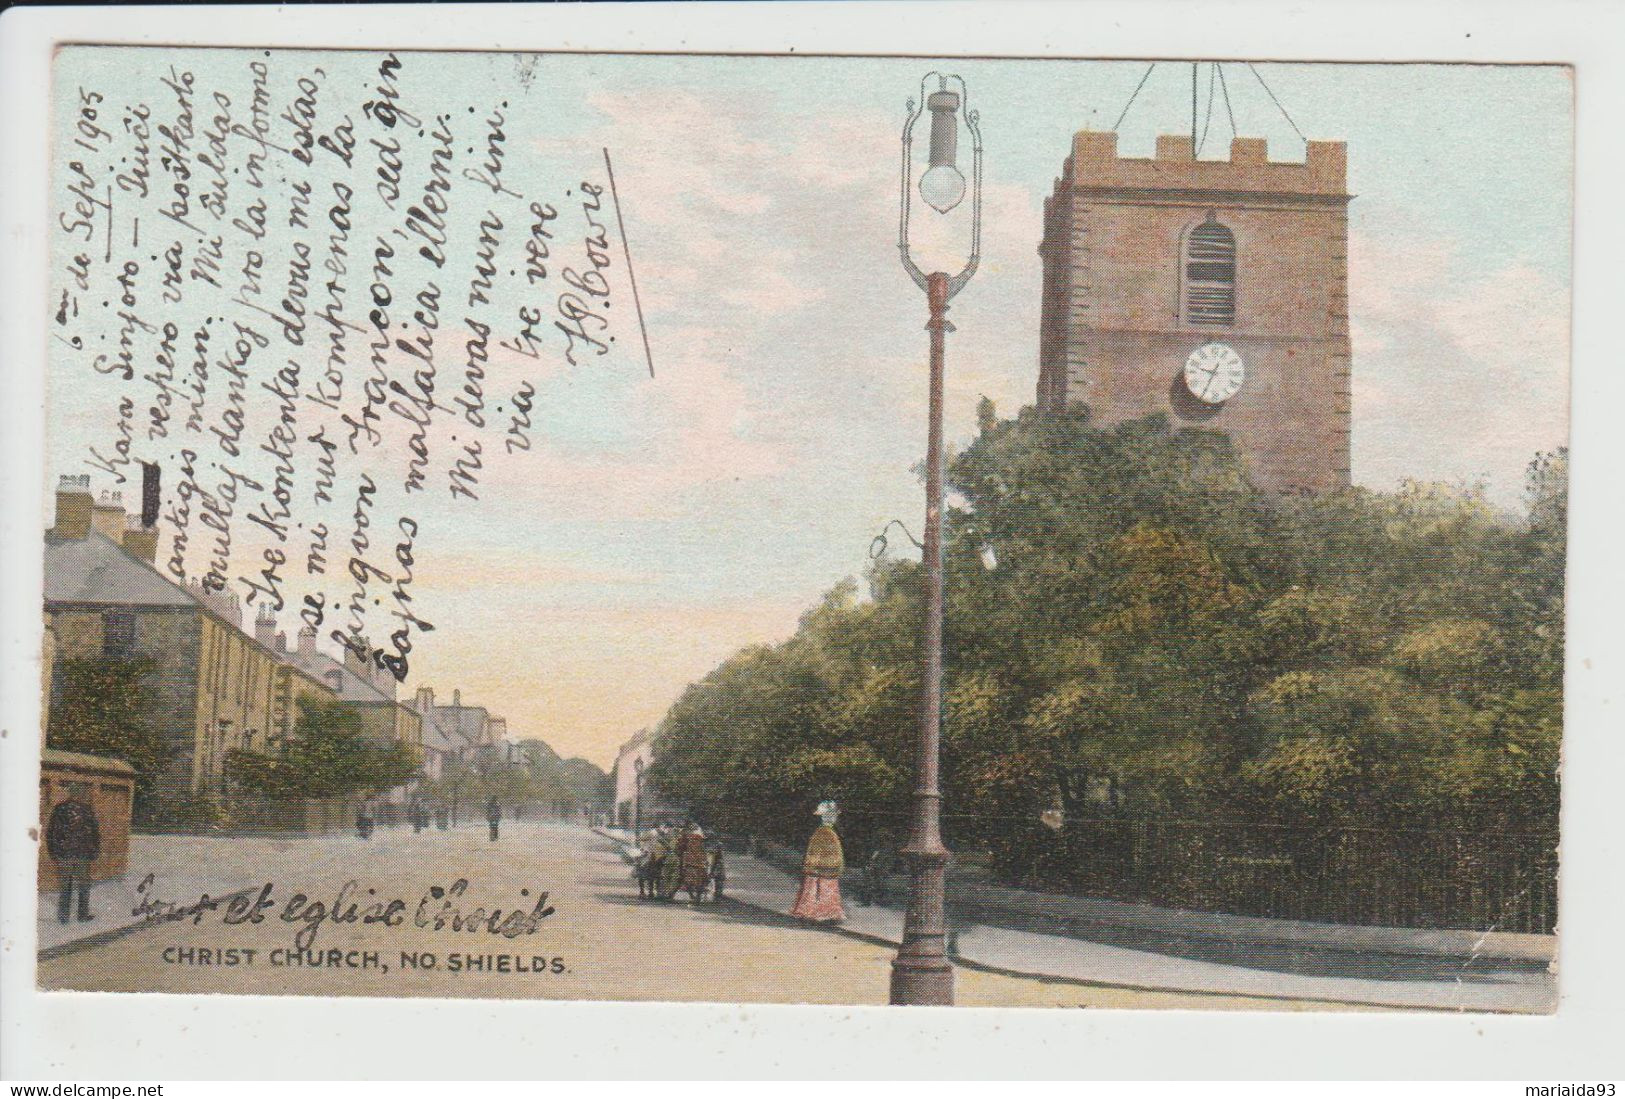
top-left (641, 796), bottom-right (1559, 934)
top-left (1022, 816), bottom-right (1558, 934)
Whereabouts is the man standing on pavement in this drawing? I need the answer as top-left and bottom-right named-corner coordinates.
top-left (486, 795), bottom-right (502, 842)
top-left (46, 783), bottom-right (101, 924)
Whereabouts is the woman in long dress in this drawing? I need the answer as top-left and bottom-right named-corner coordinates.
top-left (676, 822), bottom-right (710, 901)
top-left (790, 800), bottom-right (846, 923)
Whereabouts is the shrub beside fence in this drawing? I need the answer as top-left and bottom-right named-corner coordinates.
top-left (1016, 817), bottom-right (1557, 934)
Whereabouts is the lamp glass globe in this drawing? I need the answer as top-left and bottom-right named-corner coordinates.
top-left (919, 164), bottom-right (966, 214)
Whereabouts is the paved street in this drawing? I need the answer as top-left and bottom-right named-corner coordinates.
top-left (37, 820), bottom-right (1351, 1009)
top-left (592, 829), bottom-right (1554, 1013)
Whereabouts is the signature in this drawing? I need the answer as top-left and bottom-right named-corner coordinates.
top-left (133, 875), bottom-right (555, 951)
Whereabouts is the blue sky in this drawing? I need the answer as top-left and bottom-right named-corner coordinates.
top-left (48, 52), bottom-right (1571, 765)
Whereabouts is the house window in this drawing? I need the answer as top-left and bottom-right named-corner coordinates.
top-left (1183, 216), bottom-right (1236, 326)
top-left (103, 611), bottom-right (136, 655)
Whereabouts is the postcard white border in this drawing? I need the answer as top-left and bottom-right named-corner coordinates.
top-left (2, 0), bottom-right (1621, 1080)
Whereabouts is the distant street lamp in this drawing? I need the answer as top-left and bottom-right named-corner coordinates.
top-left (633, 756), bottom-right (645, 837)
top-left (450, 752), bottom-right (485, 827)
top-left (890, 72), bottom-right (983, 1008)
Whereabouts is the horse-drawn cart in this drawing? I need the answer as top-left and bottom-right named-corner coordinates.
top-left (634, 836), bottom-right (725, 902)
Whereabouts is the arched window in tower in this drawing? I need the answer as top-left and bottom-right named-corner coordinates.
top-left (1183, 216), bottom-right (1236, 326)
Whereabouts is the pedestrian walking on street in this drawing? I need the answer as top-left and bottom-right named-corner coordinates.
top-left (487, 795), bottom-right (502, 842)
top-left (676, 821), bottom-right (709, 903)
top-left (46, 783), bottom-right (101, 924)
top-left (860, 836), bottom-right (895, 907)
top-left (790, 800), bottom-right (846, 923)
top-left (708, 839), bottom-right (727, 902)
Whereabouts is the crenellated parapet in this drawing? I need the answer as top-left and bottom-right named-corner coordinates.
top-left (1053, 131), bottom-right (1349, 201)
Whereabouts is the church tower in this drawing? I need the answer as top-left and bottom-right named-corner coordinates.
top-left (1035, 130), bottom-right (1353, 493)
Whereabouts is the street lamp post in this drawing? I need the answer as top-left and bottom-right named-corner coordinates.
top-left (890, 72), bottom-right (982, 1007)
top-left (633, 756), bottom-right (645, 837)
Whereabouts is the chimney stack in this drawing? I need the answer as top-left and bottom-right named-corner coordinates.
top-left (121, 513), bottom-right (159, 564)
top-left (415, 686), bottom-right (435, 712)
top-left (298, 625), bottom-right (318, 658)
top-left (254, 606), bottom-right (277, 648)
top-left (276, 631), bottom-right (288, 654)
top-left (140, 461), bottom-right (161, 528)
top-left (187, 580), bottom-right (241, 625)
top-left (343, 636), bottom-right (371, 678)
top-left (51, 475), bottom-right (93, 540)
top-left (90, 490), bottom-right (126, 540)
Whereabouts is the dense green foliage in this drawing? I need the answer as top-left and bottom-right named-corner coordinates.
top-left (649, 408), bottom-right (1565, 882)
top-left (47, 655), bottom-right (171, 817)
top-left (416, 739), bottom-right (609, 816)
top-left (228, 694), bottom-right (420, 801)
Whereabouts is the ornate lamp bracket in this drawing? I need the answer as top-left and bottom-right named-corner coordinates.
top-left (898, 72), bottom-right (983, 300)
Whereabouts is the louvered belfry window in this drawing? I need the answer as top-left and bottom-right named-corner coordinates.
top-left (1184, 217), bottom-right (1236, 326)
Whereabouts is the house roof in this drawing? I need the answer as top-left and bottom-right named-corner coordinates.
top-left (430, 703), bottom-right (489, 743)
top-left (44, 533), bottom-right (198, 608)
top-left (43, 532), bottom-right (408, 716)
top-left (42, 747), bottom-right (138, 776)
top-left (615, 728), bottom-right (655, 761)
top-left (284, 648), bottom-right (397, 706)
top-left (420, 712), bottom-right (467, 754)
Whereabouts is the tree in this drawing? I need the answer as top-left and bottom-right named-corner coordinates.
top-left (47, 655), bottom-right (170, 811)
top-left (649, 407), bottom-right (1565, 897)
top-left (229, 694), bottom-right (419, 801)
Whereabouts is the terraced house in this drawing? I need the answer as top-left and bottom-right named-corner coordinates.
top-left (42, 475), bottom-right (422, 813)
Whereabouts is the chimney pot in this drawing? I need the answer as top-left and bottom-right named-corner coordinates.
top-left (89, 487), bottom-right (128, 540)
top-left (254, 609), bottom-right (277, 647)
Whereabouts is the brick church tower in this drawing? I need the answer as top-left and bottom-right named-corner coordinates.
top-left (1035, 131), bottom-right (1353, 493)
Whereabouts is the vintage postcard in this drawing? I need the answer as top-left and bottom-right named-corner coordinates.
top-left (25, 41), bottom-right (1569, 1017)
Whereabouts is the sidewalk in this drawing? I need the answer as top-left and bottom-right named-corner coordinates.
top-left (595, 827), bottom-right (1556, 1013)
top-left (35, 825), bottom-right (430, 957)
top-left (36, 833), bottom-right (264, 956)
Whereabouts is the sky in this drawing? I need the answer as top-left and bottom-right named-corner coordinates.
top-left (47, 52), bottom-right (1572, 768)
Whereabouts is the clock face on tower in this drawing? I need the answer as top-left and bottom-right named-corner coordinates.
top-left (1183, 342), bottom-right (1246, 405)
